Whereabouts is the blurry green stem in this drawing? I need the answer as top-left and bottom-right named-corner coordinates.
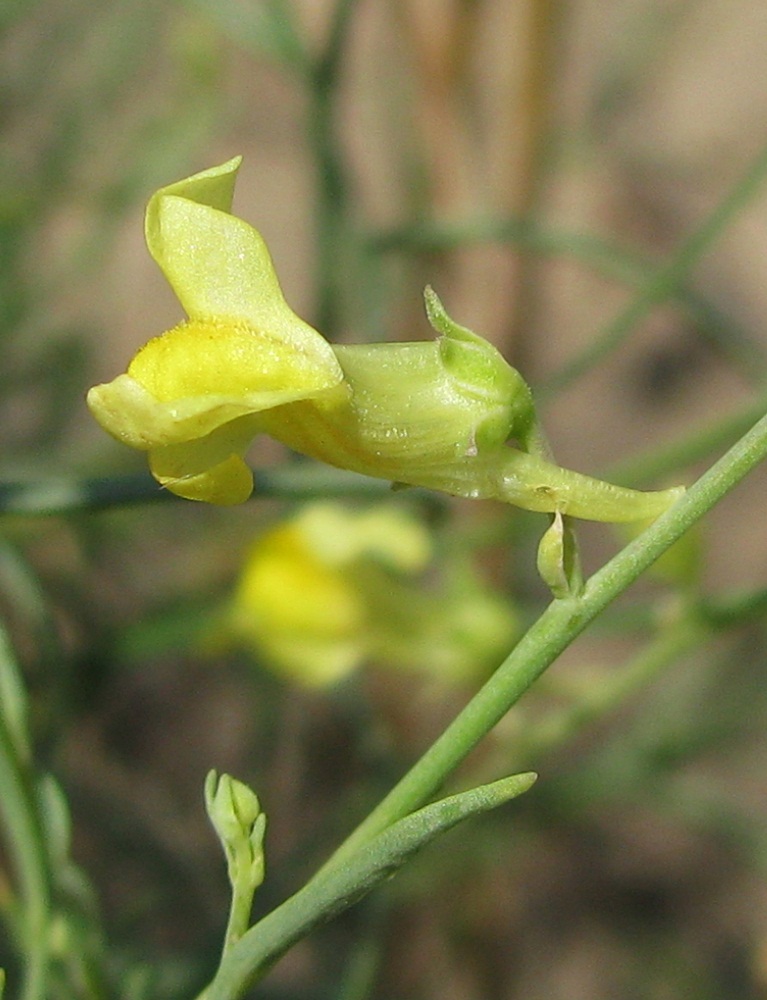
top-left (319, 404), bottom-right (767, 869)
top-left (370, 217), bottom-right (765, 382)
top-left (6, 387), bottom-right (764, 517)
top-left (604, 389), bottom-right (767, 486)
top-left (308, 0), bottom-right (359, 336)
top-left (510, 610), bottom-right (706, 766)
top-left (0, 467), bottom-right (429, 517)
top-left (512, 576), bottom-right (767, 767)
top-left (545, 138), bottom-right (767, 392)
top-left (0, 626), bottom-right (51, 1000)
top-left (505, 0), bottom-right (560, 368)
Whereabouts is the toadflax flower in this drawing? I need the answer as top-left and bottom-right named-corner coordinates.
top-left (223, 502), bottom-right (515, 688)
top-left (88, 157), bottom-right (683, 521)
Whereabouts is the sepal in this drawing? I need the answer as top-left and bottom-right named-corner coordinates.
top-left (424, 286), bottom-right (537, 450)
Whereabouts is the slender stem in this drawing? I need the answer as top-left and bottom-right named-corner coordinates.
top-left (509, 613), bottom-right (706, 767)
top-left (370, 216), bottom-right (765, 382)
top-left (0, 626), bottom-right (52, 1000)
top-left (581, 581), bottom-right (767, 769)
top-left (0, 726), bottom-right (50, 1000)
top-left (319, 405), bottom-right (767, 869)
top-left (504, 0), bottom-right (560, 368)
top-left (309, 0), bottom-right (359, 337)
top-left (199, 775), bottom-right (534, 1000)
top-left (223, 857), bottom-right (258, 955)
top-left (603, 389), bottom-right (767, 486)
top-left (196, 406), bottom-right (767, 1000)
top-left (0, 466), bottom-right (419, 518)
top-left (545, 138), bottom-right (767, 393)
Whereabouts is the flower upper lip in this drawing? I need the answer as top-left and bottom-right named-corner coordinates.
top-left (87, 157), bottom-right (347, 503)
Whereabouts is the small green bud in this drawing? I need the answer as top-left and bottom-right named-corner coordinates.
top-left (206, 770), bottom-right (260, 837)
top-left (537, 511), bottom-right (583, 599)
top-left (205, 770), bottom-right (266, 891)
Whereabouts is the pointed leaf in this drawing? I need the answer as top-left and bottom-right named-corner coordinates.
top-left (205, 773), bottom-right (536, 997)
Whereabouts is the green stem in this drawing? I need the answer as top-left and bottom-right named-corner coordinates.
top-left (505, 0), bottom-right (561, 370)
top-left (604, 389), bottom-right (767, 487)
top-left (198, 775), bottom-right (535, 1000)
top-left (545, 138), bottom-right (767, 392)
top-left (0, 466), bottom-right (422, 517)
top-left (319, 404), bottom-right (767, 869)
top-left (370, 218), bottom-right (765, 383)
top-left (308, 0), bottom-right (359, 337)
top-left (510, 612), bottom-right (706, 767)
top-left (223, 852), bottom-right (258, 955)
top-left (196, 403), bottom-right (767, 1000)
top-left (0, 626), bottom-right (51, 1000)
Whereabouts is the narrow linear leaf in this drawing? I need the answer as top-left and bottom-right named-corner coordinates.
top-left (0, 621), bottom-right (30, 761)
top-left (203, 772), bottom-right (536, 1000)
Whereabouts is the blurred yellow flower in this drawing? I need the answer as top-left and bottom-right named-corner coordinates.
top-left (88, 157), bottom-right (683, 522)
top-left (224, 503), bottom-right (515, 688)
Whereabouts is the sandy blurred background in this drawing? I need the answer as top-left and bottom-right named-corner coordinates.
top-left (3, 1), bottom-right (767, 998)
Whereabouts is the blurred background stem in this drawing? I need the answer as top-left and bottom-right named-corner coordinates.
top-left (504, 0), bottom-right (561, 372)
top-left (544, 136), bottom-right (767, 393)
top-left (0, 625), bottom-right (52, 1000)
top-left (309, 0), bottom-right (360, 337)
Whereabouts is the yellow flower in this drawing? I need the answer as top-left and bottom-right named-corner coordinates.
top-left (88, 158), bottom-right (683, 522)
top-left (88, 157), bottom-right (346, 504)
top-left (226, 503), bottom-right (432, 687)
top-left (224, 502), bottom-right (516, 688)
